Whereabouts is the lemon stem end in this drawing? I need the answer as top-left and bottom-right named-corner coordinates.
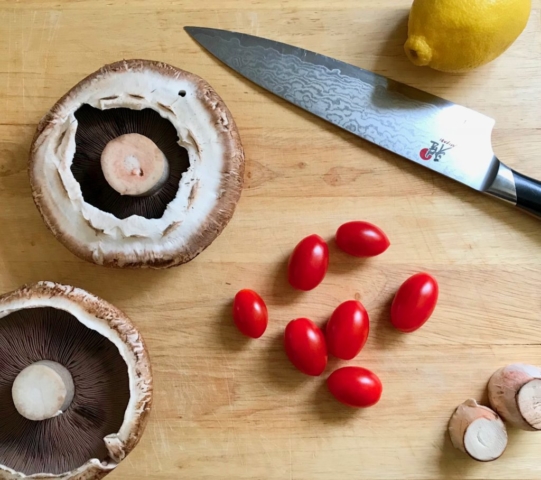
top-left (404, 36), bottom-right (432, 67)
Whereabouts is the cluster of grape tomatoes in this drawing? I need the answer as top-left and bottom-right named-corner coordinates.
top-left (232, 221), bottom-right (439, 408)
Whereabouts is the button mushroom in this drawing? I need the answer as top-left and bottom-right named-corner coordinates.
top-left (30, 59), bottom-right (245, 268)
top-left (0, 281), bottom-right (152, 478)
top-left (488, 363), bottom-right (541, 430)
top-left (448, 399), bottom-right (508, 462)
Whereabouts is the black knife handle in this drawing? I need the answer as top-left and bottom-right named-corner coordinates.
top-left (512, 170), bottom-right (541, 218)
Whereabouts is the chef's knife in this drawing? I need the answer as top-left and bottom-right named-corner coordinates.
top-left (185, 26), bottom-right (541, 218)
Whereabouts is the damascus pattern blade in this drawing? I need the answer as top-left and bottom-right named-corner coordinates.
top-left (185, 27), bottom-right (500, 192)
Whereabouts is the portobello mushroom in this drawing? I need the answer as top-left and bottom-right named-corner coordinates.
top-left (0, 282), bottom-right (152, 479)
top-left (30, 59), bottom-right (245, 268)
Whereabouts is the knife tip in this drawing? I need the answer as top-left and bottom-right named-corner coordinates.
top-left (184, 26), bottom-right (217, 36)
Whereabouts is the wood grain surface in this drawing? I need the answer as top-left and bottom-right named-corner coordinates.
top-left (1, 1), bottom-right (541, 479)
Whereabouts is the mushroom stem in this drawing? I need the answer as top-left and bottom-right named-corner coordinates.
top-left (12, 360), bottom-right (75, 421)
top-left (448, 399), bottom-right (507, 462)
top-left (100, 133), bottom-right (170, 197)
top-left (488, 363), bottom-right (541, 430)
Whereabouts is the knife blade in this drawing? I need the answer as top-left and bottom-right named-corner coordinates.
top-left (185, 26), bottom-right (541, 218)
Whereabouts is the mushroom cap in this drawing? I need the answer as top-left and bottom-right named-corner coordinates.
top-left (448, 399), bottom-right (507, 462)
top-left (30, 59), bottom-right (245, 268)
top-left (0, 282), bottom-right (153, 479)
top-left (488, 363), bottom-right (541, 430)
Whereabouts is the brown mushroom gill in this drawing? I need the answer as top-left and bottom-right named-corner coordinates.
top-left (71, 104), bottom-right (190, 220)
top-left (0, 307), bottom-right (130, 475)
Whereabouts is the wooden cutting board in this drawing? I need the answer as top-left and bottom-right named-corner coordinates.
top-left (1, 1), bottom-right (541, 478)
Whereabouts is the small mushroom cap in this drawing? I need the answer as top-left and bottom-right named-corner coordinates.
top-left (448, 399), bottom-right (507, 462)
top-left (30, 59), bottom-right (245, 268)
top-left (488, 363), bottom-right (541, 430)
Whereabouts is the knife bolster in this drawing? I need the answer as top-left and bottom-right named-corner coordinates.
top-left (486, 162), bottom-right (517, 204)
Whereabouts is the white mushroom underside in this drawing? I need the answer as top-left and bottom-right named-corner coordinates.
top-left (464, 418), bottom-right (507, 462)
top-left (517, 379), bottom-right (541, 430)
top-left (33, 69), bottom-right (228, 265)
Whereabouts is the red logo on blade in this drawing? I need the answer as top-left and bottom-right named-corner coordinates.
top-left (419, 139), bottom-right (455, 162)
top-left (419, 148), bottom-right (432, 161)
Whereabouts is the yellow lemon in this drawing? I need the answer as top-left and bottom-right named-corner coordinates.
top-left (404, 0), bottom-right (531, 72)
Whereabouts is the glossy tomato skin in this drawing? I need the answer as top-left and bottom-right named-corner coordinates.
top-left (232, 289), bottom-right (268, 338)
top-left (327, 366), bottom-right (382, 408)
top-left (326, 300), bottom-right (369, 360)
top-left (284, 318), bottom-right (327, 376)
top-left (391, 272), bottom-right (439, 333)
top-left (335, 221), bottom-right (390, 257)
top-left (288, 234), bottom-right (329, 291)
